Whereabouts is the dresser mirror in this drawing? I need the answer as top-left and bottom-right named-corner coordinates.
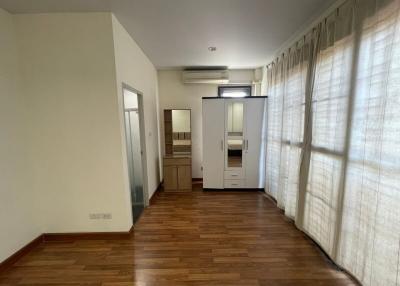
top-left (164, 109), bottom-right (191, 155)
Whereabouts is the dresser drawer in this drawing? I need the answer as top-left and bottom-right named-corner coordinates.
top-left (163, 157), bottom-right (191, 166)
top-left (224, 170), bottom-right (244, 180)
top-left (224, 179), bottom-right (245, 189)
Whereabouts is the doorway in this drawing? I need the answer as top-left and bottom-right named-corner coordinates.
top-left (123, 86), bottom-right (146, 224)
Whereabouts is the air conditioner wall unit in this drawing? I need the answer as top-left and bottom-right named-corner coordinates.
top-left (182, 70), bottom-right (229, 84)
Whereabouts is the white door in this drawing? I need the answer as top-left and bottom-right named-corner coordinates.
top-left (202, 99), bottom-right (224, 189)
top-left (244, 98), bottom-right (266, 188)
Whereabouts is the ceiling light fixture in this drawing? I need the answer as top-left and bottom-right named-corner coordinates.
top-left (208, 46), bottom-right (217, 52)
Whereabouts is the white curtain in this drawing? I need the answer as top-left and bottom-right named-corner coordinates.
top-left (265, 39), bottom-right (310, 217)
top-left (265, 59), bottom-right (285, 199)
top-left (302, 1), bottom-right (356, 255)
top-left (338, 1), bottom-right (400, 285)
top-left (278, 38), bottom-right (311, 218)
top-left (265, 0), bottom-right (400, 285)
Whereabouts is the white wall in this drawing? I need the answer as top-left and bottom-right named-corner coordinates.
top-left (229, 69), bottom-right (257, 84)
top-left (158, 70), bottom-right (215, 178)
top-left (111, 15), bottom-right (161, 200)
top-left (15, 13), bottom-right (133, 233)
top-left (0, 11), bottom-right (161, 262)
top-left (158, 69), bottom-right (257, 179)
top-left (0, 8), bottom-right (41, 262)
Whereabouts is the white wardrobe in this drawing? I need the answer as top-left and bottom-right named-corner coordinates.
top-left (202, 97), bottom-right (267, 190)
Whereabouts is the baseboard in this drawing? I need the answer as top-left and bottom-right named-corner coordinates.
top-left (149, 182), bottom-right (162, 205)
top-left (204, 188), bottom-right (263, 192)
top-left (0, 235), bottom-right (44, 273)
top-left (262, 191), bottom-right (278, 204)
top-left (0, 226), bottom-right (134, 273)
top-left (159, 178), bottom-right (203, 184)
top-left (43, 226), bottom-right (134, 242)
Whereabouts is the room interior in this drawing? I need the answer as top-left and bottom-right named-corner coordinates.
top-left (0, 0), bottom-right (399, 285)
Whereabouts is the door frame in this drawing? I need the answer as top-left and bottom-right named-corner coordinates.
top-left (121, 83), bottom-right (150, 212)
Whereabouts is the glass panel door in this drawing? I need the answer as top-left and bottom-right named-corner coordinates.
top-left (225, 100), bottom-right (245, 169)
top-left (123, 89), bottom-right (145, 224)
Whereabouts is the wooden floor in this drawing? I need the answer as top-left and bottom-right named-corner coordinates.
top-left (0, 185), bottom-right (356, 285)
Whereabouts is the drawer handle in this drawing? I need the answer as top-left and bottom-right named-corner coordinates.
top-left (231, 184), bottom-right (239, 186)
top-left (231, 174), bottom-right (238, 177)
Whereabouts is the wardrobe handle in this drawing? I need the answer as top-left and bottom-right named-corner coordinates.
top-left (246, 140), bottom-right (249, 151)
top-left (220, 140), bottom-right (224, 151)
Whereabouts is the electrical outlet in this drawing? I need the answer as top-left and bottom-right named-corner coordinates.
top-left (89, 214), bottom-right (99, 220)
top-left (89, 213), bottom-right (112, 220)
top-left (103, 213), bottom-right (112, 219)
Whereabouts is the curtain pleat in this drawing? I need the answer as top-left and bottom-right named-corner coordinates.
top-left (278, 40), bottom-right (309, 218)
top-left (266, 59), bottom-right (285, 200)
top-left (264, 0), bottom-right (400, 285)
top-left (302, 2), bottom-right (356, 255)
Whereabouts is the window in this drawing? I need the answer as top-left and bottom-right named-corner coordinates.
top-left (218, 85), bottom-right (251, 98)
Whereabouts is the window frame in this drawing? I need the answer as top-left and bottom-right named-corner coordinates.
top-left (218, 85), bottom-right (252, 98)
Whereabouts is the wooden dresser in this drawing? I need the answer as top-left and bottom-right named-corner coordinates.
top-left (163, 155), bottom-right (192, 192)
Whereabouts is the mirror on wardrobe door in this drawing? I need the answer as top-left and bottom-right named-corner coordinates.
top-left (226, 101), bottom-right (244, 168)
top-left (164, 109), bottom-right (191, 155)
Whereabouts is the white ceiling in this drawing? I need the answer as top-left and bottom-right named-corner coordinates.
top-left (0, 0), bottom-right (336, 69)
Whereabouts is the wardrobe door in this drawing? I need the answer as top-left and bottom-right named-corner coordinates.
top-left (244, 98), bottom-right (266, 188)
top-left (202, 99), bottom-right (225, 189)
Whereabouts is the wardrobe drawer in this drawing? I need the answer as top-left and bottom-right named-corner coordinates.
top-left (224, 179), bottom-right (245, 189)
top-left (224, 170), bottom-right (244, 180)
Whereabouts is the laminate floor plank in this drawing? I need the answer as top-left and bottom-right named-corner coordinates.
top-left (0, 186), bottom-right (357, 285)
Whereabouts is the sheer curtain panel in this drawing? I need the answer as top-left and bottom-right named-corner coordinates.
top-left (265, 59), bottom-right (285, 200)
top-left (337, 1), bottom-right (400, 285)
top-left (278, 38), bottom-right (311, 218)
top-left (264, 0), bottom-right (400, 285)
top-left (266, 37), bottom-right (311, 217)
top-left (302, 1), bottom-right (356, 256)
